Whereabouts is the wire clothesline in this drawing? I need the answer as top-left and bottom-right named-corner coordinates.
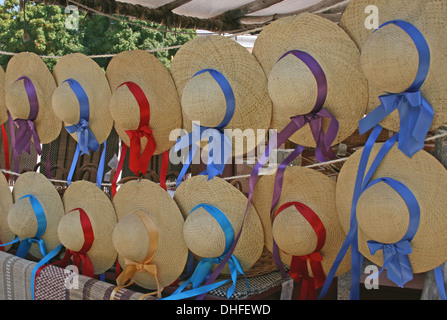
top-left (2, 129), bottom-right (447, 188)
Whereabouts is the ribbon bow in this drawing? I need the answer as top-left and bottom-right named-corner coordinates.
top-left (63, 79), bottom-right (100, 155)
top-left (119, 81), bottom-right (157, 176)
top-left (66, 118), bottom-right (100, 155)
top-left (175, 69), bottom-right (235, 186)
top-left (290, 252), bottom-right (326, 300)
top-left (367, 240), bottom-right (414, 288)
top-left (359, 91), bottom-right (434, 158)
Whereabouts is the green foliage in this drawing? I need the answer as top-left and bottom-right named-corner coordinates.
top-left (0, 0), bottom-right (196, 71)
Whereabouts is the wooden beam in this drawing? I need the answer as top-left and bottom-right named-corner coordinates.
top-left (216, 0), bottom-right (284, 19)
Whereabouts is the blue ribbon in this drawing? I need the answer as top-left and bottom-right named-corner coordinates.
top-left (15, 195), bottom-right (48, 259)
top-left (63, 78), bottom-right (100, 155)
top-left (358, 20), bottom-right (433, 158)
top-left (163, 204), bottom-right (249, 300)
top-left (364, 177), bottom-right (420, 288)
top-left (175, 69), bottom-right (235, 186)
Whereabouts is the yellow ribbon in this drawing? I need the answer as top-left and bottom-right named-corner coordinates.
top-left (110, 210), bottom-right (162, 300)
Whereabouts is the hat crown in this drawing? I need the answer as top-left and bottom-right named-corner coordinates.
top-left (272, 206), bottom-right (318, 256)
top-left (183, 206), bottom-right (227, 258)
top-left (57, 210), bottom-right (87, 252)
top-left (112, 212), bottom-right (150, 263)
top-left (181, 71), bottom-right (228, 128)
top-left (52, 80), bottom-right (82, 125)
top-left (268, 54), bottom-right (319, 116)
top-left (7, 80), bottom-right (35, 120)
top-left (109, 84), bottom-right (141, 131)
top-left (361, 23), bottom-right (420, 93)
top-left (357, 182), bottom-right (410, 244)
top-left (8, 197), bottom-right (40, 239)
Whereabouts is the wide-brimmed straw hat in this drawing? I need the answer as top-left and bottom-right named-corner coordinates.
top-left (337, 143), bottom-right (447, 274)
top-left (339, 0), bottom-right (447, 133)
top-left (251, 166), bottom-right (351, 278)
top-left (170, 35), bottom-right (272, 157)
top-left (5, 52), bottom-right (61, 144)
top-left (106, 49), bottom-right (182, 157)
top-left (0, 172), bottom-right (15, 251)
top-left (173, 175), bottom-right (264, 275)
top-left (8, 172), bottom-right (64, 259)
top-left (0, 65), bottom-right (6, 125)
top-left (52, 53), bottom-right (113, 146)
top-left (58, 180), bottom-right (117, 275)
top-left (112, 178), bottom-right (188, 292)
top-left (252, 13), bottom-right (368, 147)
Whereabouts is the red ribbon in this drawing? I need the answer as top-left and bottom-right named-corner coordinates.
top-left (55, 208), bottom-right (95, 277)
top-left (274, 202), bottom-right (326, 300)
top-left (118, 82), bottom-right (156, 177)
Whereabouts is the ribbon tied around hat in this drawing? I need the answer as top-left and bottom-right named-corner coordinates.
top-left (175, 69), bottom-right (234, 186)
top-left (359, 20), bottom-right (434, 158)
top-left (118, 81), bottom-right (157, 177)
top-left (362, 177), bottom-right (420, 288)
top-left (163, 204), bottom-right (249, 300)
top-left (10, 76), bottom-right (43, 156)
top-left (55, 208), bottom-right (95, 278)
top-left (63, 78), bottom-right (100, 155)
top-left (273, 202), bottom-right (326, 300)
top-left (111, 210), bottom-right (162, 300)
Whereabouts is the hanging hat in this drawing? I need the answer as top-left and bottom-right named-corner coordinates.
top-left (8, 172), bottom-right (64, 259)
top-left (339, 0), bottom-right (447, 156)
top-left (337, 142), bottom-right (447, 277)
top-left (0, 172), bottom-right (15, 251)
top-left (252, 13), bottom-right (368, 151)
top-left (170, 35), bottom-right (272, 158)
top-left (52, 53), bottom-right (113, 152)
top-left (251, 166), bottom-right (351, 298)
top-left (0, 65), bottom-right (7, 125)
top-left (5, 52), bottom-right (61, 151)
top-left (173, 176), bottom-right (264, 285)
top-left (106, 49), bottom-right (182, 176)
top-left (112, 178), bottom-right (188, 296)
top-left (57, 180), bottom-right (117, 276)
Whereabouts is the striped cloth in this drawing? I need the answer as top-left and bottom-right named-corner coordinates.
top-left (0, 251), bottom-right (155, 300)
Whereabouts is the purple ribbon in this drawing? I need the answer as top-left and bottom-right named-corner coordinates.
top-left (11, 76), bottom-right (42, 156)
top-left (194, 50), bottom-right (339, 299)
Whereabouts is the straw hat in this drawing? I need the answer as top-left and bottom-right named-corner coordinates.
top-left (251, 166), bottom-right (351, 277)
top-left (252, 13), bottom-right (368, 147)
top-left (58, 181), bottom-right (117, 275)
top-left (8, 172), bottom-right (64, 259)
top-left (5, 52), bottom-right (61, 144)
top-left (0, 172), bottom-right (15, 251)
top-left (170, 35), bottom-right (272, 157)
top-left (173, 175), bottom-right (264, 275)
top-left (106, 49), bottom-right (182, 155)
top-left (337, 143), bottom-right (447, 273)
top-left (0, 65), bottom-right (7, 125)
top-left (112, 178), bottom-right (188, 290)
top-left (52, 53), bottom-right (113, 145)
top-left (339, 0), bottom-right (447, 133)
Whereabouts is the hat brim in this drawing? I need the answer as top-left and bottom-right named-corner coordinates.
top-left (251, 166), bottom-right (351, 278)
top-left (0, 66), bottom-right (7, 125)
top-left (106, 50), bottom-right (182, 155)
top-left (113, 179), bottom-right (188, 290)
top-left (52, 53), bottom-right (113, 145)
top-left (173, 175), bottom-right (264, 275)
top-left (252, 13), bottom-right (368, 147)
top-left (0, 172), bottom-right (15, 250)
top-left (337, 144), bottom-right (447, 273)
top-left (339, 0), bottom-right (447, 133)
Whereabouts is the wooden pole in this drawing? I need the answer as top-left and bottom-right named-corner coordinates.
top-left (421, 125), bottom-right (447, 300)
